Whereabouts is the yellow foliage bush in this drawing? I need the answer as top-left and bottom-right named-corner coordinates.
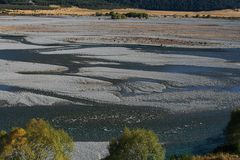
top-left (0, 119), bottom-right (74, 160)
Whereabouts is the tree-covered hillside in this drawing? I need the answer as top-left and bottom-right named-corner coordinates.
top-left (0, 0), bottom-right (239, 11)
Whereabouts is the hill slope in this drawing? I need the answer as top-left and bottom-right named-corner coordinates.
top-left (0, 0), bottom-right (239, 11)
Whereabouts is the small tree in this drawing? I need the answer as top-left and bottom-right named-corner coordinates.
top-left (96, 12), bottom-right (103, 16)
top-left (104, 128), bottom-right (165, 160)
top-left (0, 118), bottom-right (74, 160)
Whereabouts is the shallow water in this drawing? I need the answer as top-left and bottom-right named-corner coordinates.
top-left (0, 33), bottom-right (239, 157)
top-left (0, 84), bottom-right (11, 91)
top-left (0, 105), bottom-right (231, 156)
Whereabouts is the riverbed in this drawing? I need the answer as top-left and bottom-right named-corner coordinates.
top-left (0, 16), bottom-right (239, 158)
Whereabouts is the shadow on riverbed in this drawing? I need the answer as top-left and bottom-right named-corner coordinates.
top-left (1, 44), bottom-right (240, 78)
top-left (1, 36), bottom-right (240, 98)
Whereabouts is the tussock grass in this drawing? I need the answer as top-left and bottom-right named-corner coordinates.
top-left (0, 5), bottom-right (239, 19)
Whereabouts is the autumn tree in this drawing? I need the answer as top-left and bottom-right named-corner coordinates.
top-left (0, 118), bottom-right (74, 160)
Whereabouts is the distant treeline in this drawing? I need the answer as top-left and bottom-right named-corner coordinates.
top-left (0, 0), bottom-right (239, 11)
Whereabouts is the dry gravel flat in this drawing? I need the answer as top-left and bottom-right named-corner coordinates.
top-left (0, 16), bottom-right (239, 111)
top-left (0, 16), bottom-right (240, 159)
top-left (0, 16), bottom-right (239, 47)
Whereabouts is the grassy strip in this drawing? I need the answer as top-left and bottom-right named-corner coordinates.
top-left (0, 5), bottom-right (239, 19)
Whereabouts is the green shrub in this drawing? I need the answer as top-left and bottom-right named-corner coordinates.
top-left (105, 11), bottom-right (149, 19)
top-left (111, 12), bottom-right (120, 19)
top-left (110, 12), bottom-right (126, 19)
top-left (104, 128), bottom-right (165, 160)
top-left (224, 109), bottom-right (240, 154)
top-left (125, 12), bottom-right (149, 19)
top-left (120, 14), bottom-right (127, 19)
top-left (194, 14), bottom-right (200, 18)
top-left (96, 12), bottom-right (103, 16)
top-left (0, 118), bottom-right (74, 160)
top-left (214, 109), bottom-right (240, 154)
top-left (109, 11), bottom-right (115, 16)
